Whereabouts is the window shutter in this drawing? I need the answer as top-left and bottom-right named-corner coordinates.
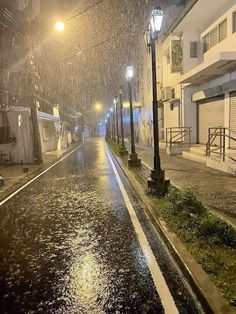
top-left (209, 26), bottom-right (219, 47)
top-left (219, 19), bottom-right (227, 42)
top-left (233, 12), bottom-right (236, 33)
top-left (203, 34), bottom-right (210, 53)
top-left (190, 41), bottom-right (197, 58)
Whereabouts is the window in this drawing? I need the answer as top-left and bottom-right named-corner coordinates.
top-left (202, 18), bottom-right (228, 53)
top-left (219, 19), bottom-right (227, 41)
top-left (233, 11), bottom-right (236, 33)
top-left (190, 41), bottom-right (197, 58)
top-left (203, 33), bottom-right (210, 53)
top-left (209, 26), bottom-right (219, 47)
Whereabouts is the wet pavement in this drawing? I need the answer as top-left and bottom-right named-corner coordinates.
top-left (134, 143), bottom-right (236, 222)
top-left (0, 138), bottom-right (205, 313)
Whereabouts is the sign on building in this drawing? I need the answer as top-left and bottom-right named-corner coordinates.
top-left (171, 40), bottom-right (183, 73)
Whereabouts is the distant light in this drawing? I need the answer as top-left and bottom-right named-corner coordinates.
top-left (95, 103), bottom-right (102, 111)
top-left (114, 97), bottom-right (118, 104)
top-left (110, 108), bottom-right (113, 112)
top-left (126, 66), bottom-right (134, 81)
top-left (55, 21), bottom-right (65, 32)
top-left (107, 113), bottom-right (110, 117)
top-left (105, 119), bottom-right (107, 123)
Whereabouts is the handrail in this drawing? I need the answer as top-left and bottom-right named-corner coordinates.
top-left (206, 127), bottom-right (236, 162)
top-left (166, 127), bottom-right (191, 148)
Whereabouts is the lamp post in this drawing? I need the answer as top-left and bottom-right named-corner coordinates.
top-left (145, 7), bottom-right (169, 193)
top-left (106, 113), bottom-right (111, 140)
top-left (126, 66), bottom-right (141, 167)
top-left (114, 97), bottom-right (120, 144)
top-left (119, 88), bottom-right (128, 155)
top-left (110, 107), bottom-right (115, 141)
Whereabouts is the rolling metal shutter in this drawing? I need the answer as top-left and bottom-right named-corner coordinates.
top-left (230, 91), bottom-right (236, 148)
top-left (198, 96), bottom-right (224, 144)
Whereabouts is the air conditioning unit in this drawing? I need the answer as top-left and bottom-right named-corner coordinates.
top-left (162, 86), bottom-right (175, 101)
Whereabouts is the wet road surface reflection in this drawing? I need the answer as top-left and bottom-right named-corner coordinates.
top-left (0, 138), bottom-right (203, 313)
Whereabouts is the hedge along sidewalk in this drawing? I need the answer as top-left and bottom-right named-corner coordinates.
top-left (107, 140), bottom-right (236, 314)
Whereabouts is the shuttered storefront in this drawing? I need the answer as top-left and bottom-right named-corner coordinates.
top-left (230, 91), bottom-right (236, 148)
top-left (197, 96), bottom-right (224, 144)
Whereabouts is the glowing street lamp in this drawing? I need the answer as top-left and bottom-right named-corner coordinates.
top-left (95, 103), bottom-right (102, 111)
top-left (55, 21), bottom-right (65, 32)
top-left (146, 7), bottom-right (169, 193)
top-left (126, 66), bottom-right (141, 168)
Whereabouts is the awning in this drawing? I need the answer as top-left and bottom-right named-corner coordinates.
top-left (179, 52), bottom-right (236, 84)
top-left (37, 111), bottom-right (60, 123)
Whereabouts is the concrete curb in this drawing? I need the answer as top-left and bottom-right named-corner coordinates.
top-left (0, 142), bottom-right (83, 203)
top-left (107, 144), bottom-right (235, 314)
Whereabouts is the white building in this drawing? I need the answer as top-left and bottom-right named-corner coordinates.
top-left (139, 0), bottom-right (236, 174)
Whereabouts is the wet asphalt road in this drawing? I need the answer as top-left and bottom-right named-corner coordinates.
top-left (0, 138), bottom-right (205, 314)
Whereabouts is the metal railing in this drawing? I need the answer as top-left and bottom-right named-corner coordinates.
top-left (166, 127), bottom-right (191, 149)
top-left (206, 127), bottom-right (236, 162)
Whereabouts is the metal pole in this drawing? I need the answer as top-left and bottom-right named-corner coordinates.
top-left (115, 99), bottom-right (120, 144)
top-left (128, 80), bottom-right (135, 155)
top-left (112, 111), bottom-right (115, 141)
top-left (151, 36), bottom-right (161, 171)
top-left (119, 90), bottom-right (125, 147)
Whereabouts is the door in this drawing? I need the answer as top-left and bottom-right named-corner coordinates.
top-left (197, 96), bottom-right (224, 144)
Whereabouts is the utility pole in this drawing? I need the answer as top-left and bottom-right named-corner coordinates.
top-left (28, 55), bottom-right (43, 164)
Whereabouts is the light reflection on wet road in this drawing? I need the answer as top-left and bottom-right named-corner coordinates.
top-left (0, 138), bottom-right (204, 313)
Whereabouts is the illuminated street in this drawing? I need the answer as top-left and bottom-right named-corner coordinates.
top-left (0, 139), bottom-right (204, 313)
top-left (0, 0), bottom-right (236, 312)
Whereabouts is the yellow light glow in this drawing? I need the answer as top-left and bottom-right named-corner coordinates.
top-left (55, 21), bottom-right (65, 32)
top-left (95, 103), bottom-right (102, 111)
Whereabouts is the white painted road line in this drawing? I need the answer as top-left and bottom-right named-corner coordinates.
top-left (107, 149), bottom-right (179, 314)
top-left (0, 144), bottom-right (82, 207)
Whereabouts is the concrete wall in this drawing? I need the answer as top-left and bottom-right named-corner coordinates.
top-left (0, 107), bottom-right (34, 164)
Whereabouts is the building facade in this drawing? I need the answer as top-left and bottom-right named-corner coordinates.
top-left (139, 0), bottom-right (236, 174)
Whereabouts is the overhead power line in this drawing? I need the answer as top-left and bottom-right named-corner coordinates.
top-left (66, 0), bottom-right (107, 22)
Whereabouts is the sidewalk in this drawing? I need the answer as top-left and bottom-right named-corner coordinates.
top-left (132, 143), bottom-right (236, 226)
top-left (0, 144), bottom-right (78, 201)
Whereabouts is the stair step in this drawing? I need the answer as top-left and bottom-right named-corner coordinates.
top-left (189, 146), bottom-right (206, 156)
top-left (182, 151), bottom-right (206, 164)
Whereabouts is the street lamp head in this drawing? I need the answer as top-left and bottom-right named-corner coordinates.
top-left (150, 7), bottom-right (163, 37)
top-left (55, 21), bottom-right (65, 32)
top-left (114, 96), bottom-right (118, 104)
top-left (126, 66), bottom-right (134, 81)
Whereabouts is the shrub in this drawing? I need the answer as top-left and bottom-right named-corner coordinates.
top-left (199, 215), bottom-right (236, 249)
top-left (167, 187), bottom-right (206, 215)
